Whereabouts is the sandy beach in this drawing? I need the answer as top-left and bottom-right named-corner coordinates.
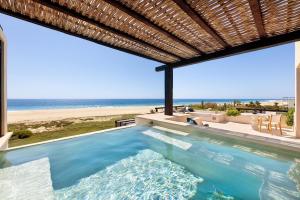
top-left (7, 100), bottom-right (288, 124)
top-left (8, 106), bottom-right (154, 123)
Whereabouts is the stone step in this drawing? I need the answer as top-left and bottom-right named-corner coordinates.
top-left (143, 129), bottom-right (192, 150)
top-left (0, 158), bottom-right (54, 200)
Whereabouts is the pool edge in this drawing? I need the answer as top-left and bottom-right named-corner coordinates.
top-left (136, 114), bottom-right (300, 152)
top-left (6, 124), bottom-right (136, 151)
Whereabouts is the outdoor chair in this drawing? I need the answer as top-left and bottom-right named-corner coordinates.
top-left (270, 114), bottom-right (282, 135)
top-left (259, 115), bottom-right (272, 133)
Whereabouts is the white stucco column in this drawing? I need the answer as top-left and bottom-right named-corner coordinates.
top-left (295, 42), bottom-right (300, 138)
top-left (0, 28), bottom-right (7, 137)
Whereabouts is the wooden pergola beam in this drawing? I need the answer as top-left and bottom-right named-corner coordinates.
top-left (0, 8), bottom-right (167, 64)
top-left (156, 29), bottom-right (300, 71)
top-left (248, 0), bottom-right (266, 38)
top-left (102, 0), bottom-right (202, 55)
top-left (34, 0), bottom-right (181, 61)
top-left (172, 0), bottom-right (229, 48)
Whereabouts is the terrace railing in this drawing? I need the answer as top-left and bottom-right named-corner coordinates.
top-left (235, 107), bottom-right (288, 113)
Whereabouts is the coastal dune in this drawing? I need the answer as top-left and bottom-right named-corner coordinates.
top-left (8, 106), bottom-right (154, 123)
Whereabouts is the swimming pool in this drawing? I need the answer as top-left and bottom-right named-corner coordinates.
top-left (1, 125), bottom-right (300, 199)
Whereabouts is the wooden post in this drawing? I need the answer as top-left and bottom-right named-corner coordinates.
top-left (0, 28), bottom-right (7, 137)
top-left (295, 42), bottom-right (300, 138)
top-left (165, 66), bottom-right (173, 115)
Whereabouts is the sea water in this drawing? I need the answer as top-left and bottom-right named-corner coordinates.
top-left (8, 98), bottom-right (275, 111)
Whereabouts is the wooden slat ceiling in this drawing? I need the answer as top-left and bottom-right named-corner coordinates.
top-left (1, 0), bottom-right (300, 68)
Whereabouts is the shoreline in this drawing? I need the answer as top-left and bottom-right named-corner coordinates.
top-left (7, 98), bottom-right (281, 112)
top-left (7, 99), bottom-right (287, 124)
top-left (7, 105), bottom-right (165, 112)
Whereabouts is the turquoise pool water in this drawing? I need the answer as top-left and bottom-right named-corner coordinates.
top-left (1, 125), bottom-right (300, 199)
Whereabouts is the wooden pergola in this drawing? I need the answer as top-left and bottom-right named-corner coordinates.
top-left (0, 0), bottom-right (300, 137)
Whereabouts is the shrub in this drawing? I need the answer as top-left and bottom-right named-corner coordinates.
top-left (247, 101), bottom-right (255, 107)
top-left (218, 103), bottom-right (228, 111)
top-left (286, 108), bottom-right (295, 126)
top-left (205, 103), bottom-right (218, 110)
top-left (190, 104), bottom-right (203, 110)
top-left (226, 108), bottom-right (240, 116)
top-left (233, 100), bottom-right (241, 106)
top-left (12, 129), bottom-right (33, 139)
top-left (255, 101), bottom-right (261, 107)
top-left (150, 109), bottom-right (155, 114)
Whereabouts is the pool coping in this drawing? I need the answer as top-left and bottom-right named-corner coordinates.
top-left (136, 114), bottom-right (300, 152)
top-left (0, 132), bottom-right (12, 150)
top-left (6, 124), bottom-right (136, 151)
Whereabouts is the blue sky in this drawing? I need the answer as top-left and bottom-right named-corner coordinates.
top-left (0, 13), bottom-right (295, 99)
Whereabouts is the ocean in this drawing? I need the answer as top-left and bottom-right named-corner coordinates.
top-left (7, 99), bottom-right (276, 111)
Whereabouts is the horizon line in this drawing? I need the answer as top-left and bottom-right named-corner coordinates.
top-left (7, 98), bottom-right (287, 100)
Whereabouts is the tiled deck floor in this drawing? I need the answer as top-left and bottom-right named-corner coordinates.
top-left (205, 121), bottom-right (295, 139)
top-left (136, 113), bottom-right (300, 151)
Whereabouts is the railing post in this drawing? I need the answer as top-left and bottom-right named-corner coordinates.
top-left (164, 66), bottom-right (173, 115)
top-left (0, 28), bottom-right (7, 137)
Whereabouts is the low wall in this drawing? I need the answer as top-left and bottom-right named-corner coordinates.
top-left (190, 112), bottom-right (288, 128)
top-left (190, 111), bottom-right (225, 123)
top-left (135, 114), bottom-right (194, 133)
top-left (225, 114), bottom-right (253, 124)
top-left (138, 111), bottom-right (289, 128)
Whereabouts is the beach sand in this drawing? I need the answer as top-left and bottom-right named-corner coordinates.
top-left (8, 106), bottom-right (154, 123)
top-left (7, 100), bottom-right (288, 124)
top-left (260, 99), bottom-right (287, 106)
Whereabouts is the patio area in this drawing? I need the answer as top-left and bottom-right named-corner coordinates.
top-left (206, 121), bottom-right (295, 139)
top-left (136, 112), bottom-right (300, 152)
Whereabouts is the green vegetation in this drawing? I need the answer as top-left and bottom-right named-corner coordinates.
top-left (226, 108), bottom-right (240, 116)
top-left (233, 100), bottom-right (241, 107)
top-left (286, 108), bottom-right (295, 126)
top-left (190, 100), bottom-right (288, 112)
top-left (189, 100), bottom-right (288, 114)
top-left (247, 101), bottom-right (255, 107)
top-left (11, 129), bottom-right (33, 139)
top-left (8, 114), bottom-right (136, 147)
top-left (255, 101), bottom-right (261, 107)
top-left (8, 120), bottom-right (74, 131)
top-left (189, 102), bottom-right (232, 111)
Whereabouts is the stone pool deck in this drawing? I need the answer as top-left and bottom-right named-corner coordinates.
top-left (136, 113), bottom-right (300, 152)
